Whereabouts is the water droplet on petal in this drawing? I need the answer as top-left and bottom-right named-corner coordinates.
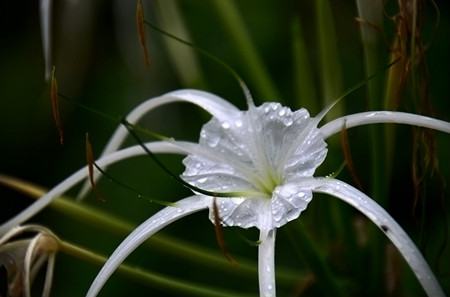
top-left (222, 122), bottom-right (230, 129)
top-left (198, 177), bottom-right (208, 183)
top-left (206, 136), bottom-right (220, 147)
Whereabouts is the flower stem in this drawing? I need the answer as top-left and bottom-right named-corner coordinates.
top-left (58, 239), bottom-right (255, 297)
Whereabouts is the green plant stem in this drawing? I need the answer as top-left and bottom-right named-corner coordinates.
top-left (209, 0), bottom-right (280, 100)
top-left (285, 222), bottom-right (344, 297)
top-left (356, 1), bottom-right (385, 295)
top-left (58, 239), bottom-right (255, 297)
top-left (0, 175), bottom-right (301, 285)
top-left (291, 18), bottom-right (319, 113)
top-left (315, 0), bottom-right (343, 121)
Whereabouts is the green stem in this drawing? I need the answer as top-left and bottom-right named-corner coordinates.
top-left (315, 0), bottom-right (343, 121)
top-left (291, 18), bottom-right (319, 113)
top-left (356, 1), bottom-right (385, 295)
top-left (59, 240), bottom-right (255, 297)
top-left (209, 0), bottom-right (280, 100)
top-left (285, 222), bottom-right (344, 297)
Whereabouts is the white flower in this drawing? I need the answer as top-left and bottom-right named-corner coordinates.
top-left (1, 90), bottom-right (449, 297)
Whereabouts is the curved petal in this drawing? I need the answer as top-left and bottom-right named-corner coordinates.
top-left (78, 89), bottom-right (239, 199)
top-left (258, 228), bottom-right (276, 297)
top-left (320, 111), bottom-right (450, 139)
top-left (85, 195), bottom-right (211, 297)
top-left (0, 141), bottom-right (190, 235)
top-left (296, 177), bottom-right (445, 297)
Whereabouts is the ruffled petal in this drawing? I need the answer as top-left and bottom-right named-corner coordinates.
top-left (85, 195), bottom-right (210, 297)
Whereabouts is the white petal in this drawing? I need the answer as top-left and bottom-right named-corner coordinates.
top-left (297, 177), bottom-right (445, 297)
top-left (42, 253), bottom-right (56, 297)
top-left (320, 111), bottom-right (450, 139)
top-left (0, 141), bottom-right (189, 235)
top-left (258, 228), bottom-right (276, 297)
top-left (85, 195), bottom-right (210, 297)
top-left (78, 89), bottom-right (240, 199)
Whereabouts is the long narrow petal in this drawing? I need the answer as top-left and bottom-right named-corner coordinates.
top-left (320, 111), bottom-right (450, 139)
top-left (0, 141), bottom-right (191, 235)
top-left (85, 195), bottom-right (211, 297)
top-left (295, 177), bottom-right (445, 297)
top-left (39, 0), bottom-right (52, 81)
top-left (77, 89), bottom-right (239, 199)
top-left (42, 253), bottom-right (56, 297)
top-left (258, 228), bottom-right (276, 297)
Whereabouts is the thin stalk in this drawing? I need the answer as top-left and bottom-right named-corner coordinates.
top-left (154, 0), bottom-right (206, 88)
top-left (59, 240), bottom-right (255, 297)
top-left (315, 0), bottom-right (343, 121)
top-left (0, 174), bottom-right (301, 285)
top-left (285, 222), bottom-right (344, 297)
top-left (356, 0), bottom-right (385, 294)
top-left (209, 0), bottom-right (280, 100)
top-left (291, 18), bottom-right (318, 113)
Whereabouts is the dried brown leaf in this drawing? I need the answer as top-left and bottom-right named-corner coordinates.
top-left (136, 0), bottom-right (150, 67)
top-left (50, 67), bottom-right (63, 144)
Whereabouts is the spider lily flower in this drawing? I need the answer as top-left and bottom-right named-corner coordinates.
top-left (1, 90), bottom-right (449, 297)
top-left (0, 225), bottom-right (58, 297)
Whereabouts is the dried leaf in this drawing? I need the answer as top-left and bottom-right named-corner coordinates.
top-left (136, 0), bottom-right (150, 67)
top-left (340, 123), bottom-right (364, 190)
top-left (85, 133), bottom-right (105, 202)
top-left (50, 67), bottom-right (63, 144)
top-left (212, 198), bottom-right (237, 265)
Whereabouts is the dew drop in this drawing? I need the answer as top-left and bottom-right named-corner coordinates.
top-left (222, 122), bottom-right (230, 129)
top-left (235, 120), bottom-right (243, 127)
top-left (197, 177), bottom-right (208, 184)
top-left (206, 136), bottom-right (220, 147)
top-left (278, 109), bottom-right (286, 116)
top-left (284, 118), bottom-right (293, 126)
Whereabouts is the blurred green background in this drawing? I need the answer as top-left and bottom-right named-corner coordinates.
top-left (1, 0), bottom-right (449, 296)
